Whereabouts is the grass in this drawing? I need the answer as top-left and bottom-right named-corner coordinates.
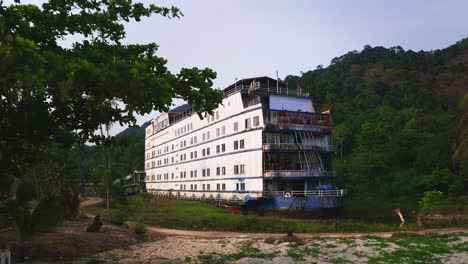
top-left (81, 194), bottom-right (466, 233)
top-left (196, 241), bottom-right (280, 264)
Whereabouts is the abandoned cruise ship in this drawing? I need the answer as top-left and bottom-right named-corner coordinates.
top-left (145, 76), bottom-right (344, 213)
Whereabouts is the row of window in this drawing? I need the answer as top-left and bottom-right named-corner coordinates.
top-left (145, 139), bottom-right (246, 168)
top-left (147, 115), bottom-right (260, 154)
top-left (179, 182), bottom-right (244, 191)
top-left (147, 164), bottom-right (245, 181)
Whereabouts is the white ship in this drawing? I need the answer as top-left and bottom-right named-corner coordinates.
top-left (145, 77), bottom-right (344, 212)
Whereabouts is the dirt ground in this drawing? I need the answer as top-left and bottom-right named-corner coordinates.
top-left (0, 197), bottom-right (466, 264)
top-left (0, 219), bottom-right (163, 263)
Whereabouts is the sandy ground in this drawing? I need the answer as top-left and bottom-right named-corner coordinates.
top-left (97, 233), bottom-right (468, 264)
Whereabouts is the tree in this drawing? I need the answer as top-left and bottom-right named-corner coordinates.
top-left (0, 0), bottom-right (223, 230)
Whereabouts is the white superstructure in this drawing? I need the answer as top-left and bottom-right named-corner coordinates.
top-left (145, 77), bottom-right (338, 203)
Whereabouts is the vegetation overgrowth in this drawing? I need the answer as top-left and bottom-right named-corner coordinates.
top-left (81, 195), bottom-right (467, 233)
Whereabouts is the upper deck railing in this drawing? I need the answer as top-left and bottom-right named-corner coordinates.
top-left (224, 83), bottom-right (310, 97)
top-left (262, 189), bottom-right (345, 197)
top-left (263, 109), bottom-right (331, 129)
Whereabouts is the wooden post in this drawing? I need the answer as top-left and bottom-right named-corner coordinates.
top-left (394, 208), bottom-right (405, 227)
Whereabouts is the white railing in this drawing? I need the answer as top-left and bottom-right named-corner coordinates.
top-left (263, 189), bottom-right (345, 197)
top-left (263, 170), bottom-right (337, 178)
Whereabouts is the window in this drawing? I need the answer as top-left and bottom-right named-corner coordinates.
top-left (206, 131), bottom-right (210, 140)
top-left (171, 173), bottom-right (174, 179)
top-left (180, 172), bottom-right (183, 178)
top-left (217, 184), bottom-right (220, 190)
top-left (216, 111), bottom-right (219, 119)
top-left (202, 133), bottom-right (205, 141)
top-left (240, 183), bottom-right (245, 190)
top-left (216, 167), bottom-right (220, 176)
top-left (190, 137), bottom-right (193, 144)
top-left (190, 171), bottom-right (194, 178)
top-left (194, 170), bottom-right (197, 177)
top-left (194, 184), bottom-right (197, 190)
top-left (202, 184), bottom-right (205, 190)
top-left (207, 148), bottom-right (210, 155)
top-left (240, 164), bottom-right (245, 174)
top-left (194, 151), bottom-right (197, 158)
top-left (245, 118), bottom-right (251, 129)
top-left (216, 145), bottom-right (220, 153)
top-left (202, 149), bottom-right (206, 156)
top-left (236, 183), bottom-right (239, 190)
top-left (221, 126), bottom-right (225, 135)
top-left (222, 166), bottom-right (226, 175)
top-left (216, 128), bottom-right (220, 137)
top-left (207, 168), bottom-right (210, 176)
top-left (234, 165), bottom-right (239, 175)
top-left (221, 144), bottom-right (226, 152)
top-left (190, 152), bottom-right (193, 159)
top-left (234, 122), bottom-right (238, 131)
top-left (234, 140), bottom-right (238, 150)
top-left (194, 136), bottom-right (197, 144)
top-left (202, 169), bottom-right (206, 177)
top-left (240, 139), bottom-right (245, 149)
top-left (207, 184), bottom-right (210, 190)
top-left (184, 171), bottom-right (186, 178)
top-left (222, 184), bottom-right (226, 190)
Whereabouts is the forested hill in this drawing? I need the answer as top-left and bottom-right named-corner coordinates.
top-left (98, 38), bottom-right (467, 201)
top-left (116, 121), bottom-right (151, 138)
top-left (285, 38), bottom-right (468, 198)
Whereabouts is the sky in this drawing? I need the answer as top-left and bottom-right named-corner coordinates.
top-left (21, 0), bottom-right (468, 135)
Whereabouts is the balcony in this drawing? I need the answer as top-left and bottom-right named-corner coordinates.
top-left (263, 109), bottom-right (331, 132)
top-left (263, 170), bottom-right (337, 178)
top-left (263, 143), bottom-right (334, 152)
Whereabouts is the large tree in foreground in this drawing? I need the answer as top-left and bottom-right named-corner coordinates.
top-left (0, 0), bottom-right (223, 181)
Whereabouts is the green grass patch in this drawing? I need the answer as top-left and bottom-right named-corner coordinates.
top-left (81, 195), bottom-right (464, 233)
top-left (368, 232), bottom-right (466, 264)
top-left (285, 248), bottom-right (305, 261)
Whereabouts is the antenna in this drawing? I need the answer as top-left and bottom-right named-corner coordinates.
top-left (276, 70), bottom-right (279, 93)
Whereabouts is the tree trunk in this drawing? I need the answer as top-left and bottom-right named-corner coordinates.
top-left (106, 188), bottom-right (109, 209)
top-left (394, 208), bottom-right (405, 227)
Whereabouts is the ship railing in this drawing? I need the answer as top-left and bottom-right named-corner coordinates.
top-left (263, 109), bottom-right (331, 128)
top-left (263, 143), bottom-right (334, 152)
top-left (292, 189), bottom-right (346, 197)
top-left (262, 189), bottom-right (345, 197)
top-left (224, 84), bottom-right (310, 97)
top-left (263, 170), bottom-right (337, 178)
top-left (248, 84), bottom-right (310, 96)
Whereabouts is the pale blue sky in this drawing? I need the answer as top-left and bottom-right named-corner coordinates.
top-left (117, 0), bottom-right (468, 135)
top-left (12, 0), bottom-right (468, 134)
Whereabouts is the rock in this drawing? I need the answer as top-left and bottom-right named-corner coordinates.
top-left (84, 215), bottom-right (103, 232)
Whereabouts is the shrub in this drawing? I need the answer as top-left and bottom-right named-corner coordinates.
top-left (134, 220), bottom-right (146, 235)
top-left (108, 211), bottom-right (127, 226)
top-left (418, 190), bottom-right (443, 215)
top-left (111, 185), bottom-right (128, 205)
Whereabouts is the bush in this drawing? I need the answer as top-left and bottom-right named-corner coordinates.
top-left (111, 185), bottom-right (128, 205)
top-left (33, 196), bottom-right (64, 232)
top-left (134, 220), bottom-right (146, 235)
top-left (108, 211), bottom-right (127, 226)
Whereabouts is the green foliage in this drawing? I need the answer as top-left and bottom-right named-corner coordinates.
top-left (81, 195), bottom-right (426, 233)
top-left (110, 184), bottom-right (128, 205)
top-left (286, 38), bottom-right (468, 201)
top-left (133, 219), bottom-right (146, 235)
top-left (418, 190), bottom-right (444, 215)
top-left (108, 211), bottom-right (127, 226)
top-left (6, 195), bottom-right (64, 241)
top-left (0, 0), bottom-right (222, 236)
top-left (32, 196), bottom-right (64, 232)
